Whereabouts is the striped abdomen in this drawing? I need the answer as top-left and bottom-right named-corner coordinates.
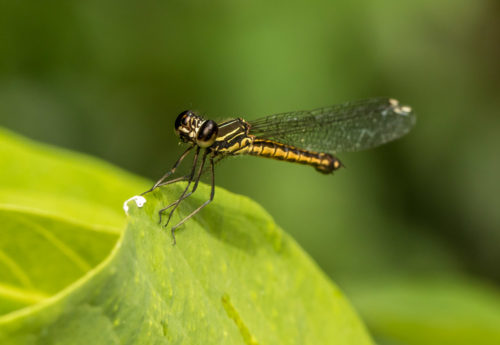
top-left (247, 139), bottom-right (341, 174)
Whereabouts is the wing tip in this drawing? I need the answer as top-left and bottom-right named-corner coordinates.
top-left (388, 98), bottom-right (413, 116)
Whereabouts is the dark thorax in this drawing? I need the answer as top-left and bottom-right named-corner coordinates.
top-left (210, 118), bottom-right (253, 155)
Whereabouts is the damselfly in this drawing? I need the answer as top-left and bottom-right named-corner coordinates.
top-left (143, 98), bottom-right (415, 244)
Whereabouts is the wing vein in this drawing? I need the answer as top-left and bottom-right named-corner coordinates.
top-left (248, 98), bottom-right (415, 153)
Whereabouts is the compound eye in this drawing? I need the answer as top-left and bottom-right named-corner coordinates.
top-left (197, 120), bottom-right (218, 148)
top-left (175, 110), bottom-right (192, 132)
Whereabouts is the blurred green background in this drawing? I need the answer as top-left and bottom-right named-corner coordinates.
top-left (1, 0), bottom-right (499, 343)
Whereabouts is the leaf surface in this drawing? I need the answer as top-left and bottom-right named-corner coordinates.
top-left (0, 128), bottom-right (373, 344)
top-left (351, 278), bottom-right (500, 345)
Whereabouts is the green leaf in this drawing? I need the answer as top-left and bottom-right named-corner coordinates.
top-left (0, 127), bottom-right (150, 229)
top-left (0, 207), bottom-right (117, 315)
top-left (0, 128), bottom-right (373, 344)
top-left (350, 278), bottom-right (500, 345)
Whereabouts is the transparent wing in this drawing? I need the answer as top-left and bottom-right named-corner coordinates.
top-left (249, 98), bottom-right (415, 153)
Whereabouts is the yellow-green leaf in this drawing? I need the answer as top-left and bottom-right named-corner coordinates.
top-left (0, 128), bottom-right (373, 344)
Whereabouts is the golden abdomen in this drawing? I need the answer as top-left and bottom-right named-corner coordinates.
top-left (246, 139), bottom-right (341, 174)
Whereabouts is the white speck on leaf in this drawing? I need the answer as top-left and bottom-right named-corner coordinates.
top-left (123, 195), bottom-right (147, 214)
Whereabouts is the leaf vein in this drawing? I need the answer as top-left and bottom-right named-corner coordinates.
top-left (0, 249), bottom-right (34, 289)
top-left (12, 214), bottom-right (92, 273)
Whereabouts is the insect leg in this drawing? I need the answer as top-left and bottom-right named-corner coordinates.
top-left (155, 175), bottom-right (190, 188)
top-left (170, 156), bottom-right (215, 245)
top-left (159, 146), bottom-right (200, 225)
top-left (157, 150), bottom-right (208, 212)
top-left (141, 145), bottom-right (194, 195)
